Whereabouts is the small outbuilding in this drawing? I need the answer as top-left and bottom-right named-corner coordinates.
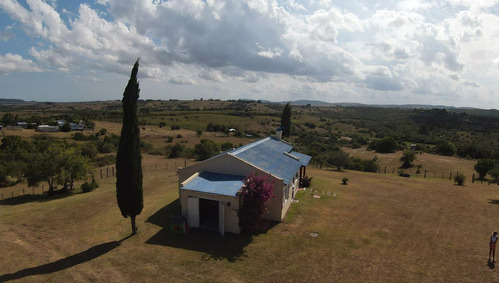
top-left (178, 133), bottom-right (311, 235)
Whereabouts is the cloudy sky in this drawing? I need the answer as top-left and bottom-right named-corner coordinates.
top-left (0, 0), bottom-right (498, 109)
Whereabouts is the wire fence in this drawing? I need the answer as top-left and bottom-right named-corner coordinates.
top-left (0, 159), bottom-right (192, 204)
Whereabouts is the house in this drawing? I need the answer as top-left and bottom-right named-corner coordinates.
top-left (36, 125), bottom-right (59, 132)
top-left (178, 131), bottom-right (311, 235)
top-left (69, 122), bottom-right (85, 131)
top-left (16, 121), bottom-right (28, 128)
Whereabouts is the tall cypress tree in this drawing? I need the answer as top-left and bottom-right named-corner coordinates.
top-left (280, 103), bottom-right (292, 138)
top-left (116, 59), bottom-right (143, 235)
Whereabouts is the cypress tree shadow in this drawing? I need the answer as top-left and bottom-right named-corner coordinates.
top-left (146, 199), bottom-right (254, 262)
top-left (0, 235), bottom-right (131, 282)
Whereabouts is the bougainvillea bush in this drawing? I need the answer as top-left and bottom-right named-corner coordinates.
top-left (238, 173), bottom-right (275, 233)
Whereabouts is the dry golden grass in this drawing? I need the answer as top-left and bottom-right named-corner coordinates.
top-left (0, 155), bottom-right (498, 282)
top-left (343, 147), bottom-right (479, 178)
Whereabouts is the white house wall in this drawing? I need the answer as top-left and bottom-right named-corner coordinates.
top-left (178, 153), bottom-right (300, 229)
top-left (180, 189), bottom-right (241, 234)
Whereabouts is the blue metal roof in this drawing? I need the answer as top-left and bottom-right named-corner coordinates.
top-left (230, 137), bottom-right (311, 185)
top-left (182, 171), bottom-right (244, 197)
top-left (290, 151), bottom-right (312, 166)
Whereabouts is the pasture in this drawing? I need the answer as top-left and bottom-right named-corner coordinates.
top-left (0, 154), bottom-right (497, 282)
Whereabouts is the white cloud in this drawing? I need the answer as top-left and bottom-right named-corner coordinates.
top-left (0, 0), bottom-right (497, 108)
top-left (0, 53), bottom-right (42, 74)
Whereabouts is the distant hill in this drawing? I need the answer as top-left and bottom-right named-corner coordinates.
top-left (273, 100), bottom-right (497, 111)
top-left (0, 98), bottom-right (26, 104)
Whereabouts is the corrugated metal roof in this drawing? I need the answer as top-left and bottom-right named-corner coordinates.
top-left (182, 171), bottom-right (244, 197)
top-left (230, 137), bottom-right (310, 185)
top-left (290, 151), bottom-right (312, 166)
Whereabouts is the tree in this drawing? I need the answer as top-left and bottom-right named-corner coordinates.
top-left (280, 103), bottom-right (292, 138)
top-left (238, 173), bottom-right (275, 233)
top-left (327, 150), bottom-right (350, 171)
top-left (374, 136), bottom-right (398, 153)
top-left (474, 159), bottom-right (497, 179)
top-left (61, 122), bottom-right (71, 132)
top-left (116, 59), bottom-right (143, 235)
top-left (435, 141), bottom-right (456, 156)
top-left (194, 139), bottom-right (219, 161)
top-left (400, 150), bottom-right (416, 168)
top-left (1, 113), bottom-right (17, 126)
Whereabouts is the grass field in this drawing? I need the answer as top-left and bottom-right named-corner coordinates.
top-left (0, 154), bottom-right (498, 282)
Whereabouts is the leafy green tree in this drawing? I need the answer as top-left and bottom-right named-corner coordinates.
top-left (400, 150), bottom-right (416, 168)
top-left (238, 173), bottom-right (275, 233)
top-left (167, 143), bottom-right (184, 158)
top-left (194, 139), bottom-right (219, 161)
top-left (327, 150), bottom-right (350, 171)
top-left (1, 113), bottom-right (17, 126)
top-left (374, 136), bottom-right (398, 153)
top-left (59, 147), bottom-right (92, 191)
top-left (474, 159), bottom-right (497, 179)
top-left (116, 59), bottom-right (143, 235)
top-left (280, 103), bottom-right (292, 138)
top-left (61, 122), bottom-right (71, 132)
top-left (25, 143), bottom-right (66, 194)
top-left (435, 141), bottom-right (457, 156)
top-left (489, 166), bottom-right (499, 184)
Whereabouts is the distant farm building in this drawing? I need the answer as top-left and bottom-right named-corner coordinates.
top-left (178, 132), bottom-right (311, 235)
top-left (37, 125), bottom-right (59, 132)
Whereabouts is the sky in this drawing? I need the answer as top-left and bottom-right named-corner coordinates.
top-left (0, 0), bottom-right (498, 109)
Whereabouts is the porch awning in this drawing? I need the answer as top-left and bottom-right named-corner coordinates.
top-left (181, 171), bottom-right (244, 197)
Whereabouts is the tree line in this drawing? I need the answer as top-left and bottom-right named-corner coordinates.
top-left (0, 135), bottom-right (96, 194)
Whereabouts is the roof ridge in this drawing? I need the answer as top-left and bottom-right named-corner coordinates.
top-left (230, 137), bottom-right (271, 156)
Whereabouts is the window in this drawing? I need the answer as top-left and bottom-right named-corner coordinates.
top-left (283, 185), bottom-right (289, 204)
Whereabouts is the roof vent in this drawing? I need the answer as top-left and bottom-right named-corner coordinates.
top-left (283, 151), bottom-right (300, 161)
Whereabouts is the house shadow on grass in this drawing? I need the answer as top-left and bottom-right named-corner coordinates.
top-left (0, 235), bottom-right (132, 282)
top-left (146, 199), bottom-right (274, 262)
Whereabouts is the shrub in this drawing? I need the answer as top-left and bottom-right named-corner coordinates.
top-left (81, 177), bottom-right (98, 192)
top-left (454, 173), bottom-right (466, 185)
top-left (238, 173), bottom-right (275, 233)
top-left (300, 176), bottom-right (313, 188)
top-left (398, 169), bottom-right (410, 178)
top-left (342, 177), bottom-right (349, 185)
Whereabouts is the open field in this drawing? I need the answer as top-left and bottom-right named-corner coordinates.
top-left (343, 147), bottom-right (479, 179)
top-left (0, 155), bottom-right (497, 282)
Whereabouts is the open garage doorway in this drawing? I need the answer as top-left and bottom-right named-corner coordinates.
top-left (187, 197), bottom-right (225, 235)
top-left (200, 198), bottom-right (219, 231)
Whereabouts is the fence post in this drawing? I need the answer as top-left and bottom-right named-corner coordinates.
top-left (23, 188), bottom-right (24, 196)
top-left (384, 166), bottom-right (386, 174)
top-left (100, 169), bottom-right (103, 179)
top-left (424, 170), bottom-right (427, 178)
top-left (32, 187), bottom-right (35, 199)
top-left (449, 172), bottom-right (452, 180)
top-left (472, 174), bottom-right (475, 183)
top-left (112, 167), bottom-right (115, 177)
top-left (107, 167), bottom-right (109, 178)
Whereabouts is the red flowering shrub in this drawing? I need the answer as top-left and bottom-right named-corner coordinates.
top-left (238, 173), bottom-right (275, 233)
